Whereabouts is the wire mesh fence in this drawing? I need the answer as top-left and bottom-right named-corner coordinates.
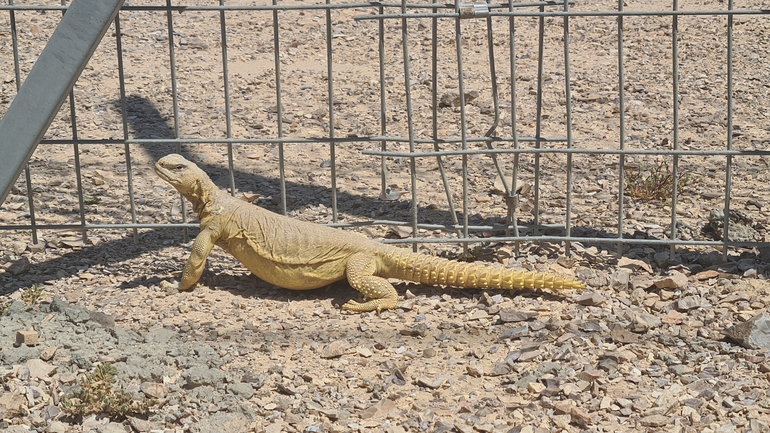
top-left (1, 0), bottom-right (769, 257)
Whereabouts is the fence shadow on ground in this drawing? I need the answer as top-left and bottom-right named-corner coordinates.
top-left (1, 97), bottom-right (765, 298)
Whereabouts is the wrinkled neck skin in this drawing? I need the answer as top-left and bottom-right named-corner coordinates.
top-left (182, 175), bottom-right (220, 221)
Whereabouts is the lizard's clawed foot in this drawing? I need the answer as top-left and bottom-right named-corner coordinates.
top-left (159, 280), bottom-right (181, 292)
top-left (342, 297), bottom-right (398, 313)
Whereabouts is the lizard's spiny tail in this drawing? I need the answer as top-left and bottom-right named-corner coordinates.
top-left (384, 250), bottom-right (585, 291)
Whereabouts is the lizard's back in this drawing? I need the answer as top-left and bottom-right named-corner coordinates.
top-left (211, 193), bottom-right (384, 290)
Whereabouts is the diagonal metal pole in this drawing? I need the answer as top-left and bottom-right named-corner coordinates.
top-left (0, 0), bottom-right (124, 205)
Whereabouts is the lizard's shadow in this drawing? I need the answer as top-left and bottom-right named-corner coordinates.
top-left (208, 272), bottom-right (361, 309)
top-left (209, 272), bottom-right (571, 310)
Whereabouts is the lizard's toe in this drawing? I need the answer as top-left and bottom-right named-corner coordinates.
top-left (160, 280), bottom-right (180, 291)
top-left (341, 300), bottom-right (365, 312)
top-left (341, 298), bottom-right (398, 313)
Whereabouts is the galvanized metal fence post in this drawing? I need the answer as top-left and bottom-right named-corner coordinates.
top-left (0, 0), bottom-right (125, 205)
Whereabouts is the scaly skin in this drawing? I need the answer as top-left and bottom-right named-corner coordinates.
top-left (155, 154), bottom-right (586, 312)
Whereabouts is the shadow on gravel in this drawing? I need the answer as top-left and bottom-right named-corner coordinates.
top-left (1, 224), bottom-right (576, 307)
top-left (117, 95), bottom-right (480, 221)
top-left (1, 97), bottom-right (758, 297)
top-left (213, 274), bottom-right (570, 309)
top-left (1, 223), bottom-right (758, 306)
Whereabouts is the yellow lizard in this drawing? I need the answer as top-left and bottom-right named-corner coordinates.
top-left (155, 154), bottom-right (585, 312)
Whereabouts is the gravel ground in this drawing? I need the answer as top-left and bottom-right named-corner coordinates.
top-left (3, 0), bottom-right (770, 432)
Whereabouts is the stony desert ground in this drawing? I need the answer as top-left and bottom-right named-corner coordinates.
top-left (2, 0), bottom-right (770, 432)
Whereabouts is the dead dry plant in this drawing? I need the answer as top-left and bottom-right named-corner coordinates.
top-left (61, 363), bottom-right (154, 419)
top-left (624, 159), bottom-right (697, 201)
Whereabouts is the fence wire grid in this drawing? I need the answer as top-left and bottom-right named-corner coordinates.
top-left (1, 0), bottom-right (770, 258)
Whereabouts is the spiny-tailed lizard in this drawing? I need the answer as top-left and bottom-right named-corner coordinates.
top-left (155, 154), bottom-right (585, 312)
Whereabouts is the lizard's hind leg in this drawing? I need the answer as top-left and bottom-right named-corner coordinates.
top-left (342, 253), bottom-right (399, 312)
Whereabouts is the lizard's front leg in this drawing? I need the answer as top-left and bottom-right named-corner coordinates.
top-left (161, 228), bottom-right (218, 291)
top-left (342, 253), bottom-right (399, 312)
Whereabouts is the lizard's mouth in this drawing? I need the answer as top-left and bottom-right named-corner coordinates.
top-left (154, 164), bottom-right (172, 182)
top-left (154, 165), bottom-right (186, 192)
top-left (155, 154), bottom-right (192, 191)
top-left (154, 163), bottom-right (179, 184)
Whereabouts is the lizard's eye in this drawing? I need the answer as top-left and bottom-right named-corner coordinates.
top-left (173, 164), bottom-right (185, 171)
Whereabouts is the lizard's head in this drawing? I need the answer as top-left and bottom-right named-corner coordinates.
top-left (155, 154), bottom-right (209, 198)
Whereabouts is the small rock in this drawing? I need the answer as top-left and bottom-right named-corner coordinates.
top-left (609, 324), bottom-right (641, 344)
top-left (128, 417), bottom-right (162, 433)
top-left (195, 413), bottom-right (249, 433)
top-left (434, 420), bottom-right (456, 433)
top-left (0, 390), bottom-right (27, 419)
top-left (576, 266), bottom-right (609, 287)
top-left (15, 330), bottom-right (39, 347)
top-left (320, 340), bottom-right (351, 358)
top-left (227, 382), bottom-right (254, 399)
top-left (91, 169), bottom-right (108, 185)
top-left (481, 293), bottom-right (504, 306)
top-left (320, 408), bottom-right (339, 419)
top-left (10, 240), bottom-right (27, 254)
top-left (578, 320), bottom-right (603, 332)
top-left (676, 295), bottom-right (701, 311)
top-left (694, 270), bottom-right (719, 280)
top-left (498, 325), bottom-right (528, 340)
top-left (466, 365), bottom-right (483, 377)
top-left (40, 346), bottom-right (57, 361)
top-left (360, 398), bottom-right (397, 420)
top-left (388, 225), bottom-right (412, 238)
top-left (602, 350), bottom-right (636, 363)
top-left (630, 275), bottom-right (654, 290)
top-left (576, 292), bottom-right (606, 306)
top-left (439, 90), bottom-right (478, 108)
top-left (705, 208), bottom-right (761, 242)
top-left (89, 311), bottom-right (115, 328)
top-left (185, 367), bottom-right (225, 389)
top-left (498, 309), bottom-right (537, 323)
top-left (416, 376), bottom-right (447, 389)
top-left (140, 382), bottom-right (167, 399)
top-left (662, 310), bottom-right (687, 325)
top-left (466, 309), bottom-right (489, 320)
top-left (609, 269), bottom-right (631, 290)
top-left (46, 421), bottom-right (69, 433)
top-left (653, 272), bottom-right (688, 289)
top-left (597, 358), bottom-right (618, 374)
top-left (570, 407), bottom-right (592, 427)
top-left (618, 257), bottom-right (653, 273)
top-left (640, 414), bottom-right (670, 427)
top-left (518, 349), bottom-right (541, 362)
top-left (25, 359), bottom-right (56, 379)
top-left (725, 313), bottom-right (770, 349)
top-left (654, 251), bottom-right (673, 267)
top-left (744, 268), bottom-right (758, 279)
top-left (528, 382), bottom-right (545, 394)
top-left (599, 396), bottom-right (612, 409)
top-left (6, 257), bottom-right (31, 275)
top-left (276, 382), bottom-right (298, 395)
top-left (263, 422), bottom-right (287, 433)
top-left (553, 401), bottom-right (574, 414)
top-left (356, 346), bottom-right (373, 357)
top-left (400, 323), bottom-right (429, 337)
top-left (551, 413), bottom-right (571, 429)
top-left (488, 362), bottom-right (512, 376)
top-left (624, 309), bottom-right (662, 332)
